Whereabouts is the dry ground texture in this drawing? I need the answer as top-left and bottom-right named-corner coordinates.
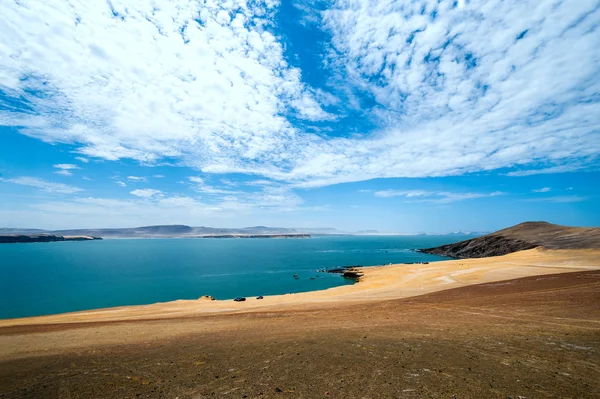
top-left (1, 248), bottom-right (600, 398)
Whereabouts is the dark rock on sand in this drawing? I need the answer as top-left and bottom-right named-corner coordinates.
top-left (320, 266), bottom-right (364, 281)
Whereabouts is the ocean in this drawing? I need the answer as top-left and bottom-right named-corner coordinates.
top-left (0, 235), bottom-right (460, 319)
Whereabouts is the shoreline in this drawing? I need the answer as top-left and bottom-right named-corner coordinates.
top-left (2, 247), bottom-right (599, 328)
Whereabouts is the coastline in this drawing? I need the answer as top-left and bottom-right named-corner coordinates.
top-left (2, 247), bottom-right (600, 397)
top-left (2, 247), bottom-right (599, 328)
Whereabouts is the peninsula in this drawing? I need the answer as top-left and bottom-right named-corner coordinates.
top-left (0, 234), bottom-right (102, 244)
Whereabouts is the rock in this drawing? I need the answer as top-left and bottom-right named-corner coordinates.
top-left (198, 295), bottom-right (216, 301)
top-left (342, 270), bottom-right (363, 281)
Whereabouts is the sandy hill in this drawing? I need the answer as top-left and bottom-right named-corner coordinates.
top-left (419, 221), bottom-right (600, 258)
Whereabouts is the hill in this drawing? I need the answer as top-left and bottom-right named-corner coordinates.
top-left (418, 221), bottom-right (600, 258)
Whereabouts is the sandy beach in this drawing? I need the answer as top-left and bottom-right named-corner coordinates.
top-left (2, 247), bottom-right (598, 329)
top-left (1, 247), bottom-right (600, 398)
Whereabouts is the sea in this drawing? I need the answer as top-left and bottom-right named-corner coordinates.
top-left (0, 235), bottom-right (463, 319)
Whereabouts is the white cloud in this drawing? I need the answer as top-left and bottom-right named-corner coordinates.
top-left (0, 176), bottom-right (83, 194)
top-left (55, 170), bottom-right (72, 176)
top-left (130, 189), bottom-right (163, 198)
top-left (220, 185), bottom-right (305, 211)
top-left (115, 181), bottom-right (127, 187)
top-left (0, 0), bottom-right (598, 187)
top-left (75, 157), bottom-right (89, 163)
top-left (127, 176), bottom-right (147, 182)
top-left (53, 163), bottom-right (80, 176)
top-left (373, 189), bottom-right (505, 203)
top-left (524, 195), bottom-right (587, 203)
top-left (54, 164), bottom-right (79, 170)
top-left (188, 176), bottom-right (238, 194)
top-left (505, 165), bottom-right (583, 177)
top-left (0, 0), bottom-right (326, 171)
top-left (532, 187), bottom-right (551, 193)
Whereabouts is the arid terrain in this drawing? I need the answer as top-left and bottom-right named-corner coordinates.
top-left (1, 246), bottom-right (599, 398)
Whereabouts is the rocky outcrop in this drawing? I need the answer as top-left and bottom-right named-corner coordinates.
top-left (320, 266), bottom-right (364, 281)
top-left (198, 295), bottom-right (216, 301)
top-left (0, 235), bottom-right (102, 244)
top-left (418, 222), bottom-right (600, 259)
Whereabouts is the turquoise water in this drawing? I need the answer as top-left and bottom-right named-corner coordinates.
top-left (0, 235), bottom-right (458, 319)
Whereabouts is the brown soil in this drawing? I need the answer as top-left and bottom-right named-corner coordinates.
top-left (2, 269), bottom-right (599, 399)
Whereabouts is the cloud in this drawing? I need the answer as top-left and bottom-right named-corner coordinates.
top-left (524, 195), bottom-right (587, 203)
top-left (54, 170), bottom-right (73, 176)
top-left (505, 165), bottom-right (583, 177)
top-left (0, 176), bottom-right (83, 194)
top-left (0, 0), bottom-right (598, 187)
top-left (532, 187), bottom-right (551, 193)
top-left (130, 189), bottom-right (163, 198)
top-left (54, 164), bottom-right (79, 170)
top-left (127, 176), bottom-right (147, 182)
top-left (373, 189), bottom-right (505, 203)
top-left (75, 157), bottom-right (89, 163)
top-left (53, 163), bottom-right (80, 176)
top-left (0, 0), bottom-right (326, 171)
top-left (188, 176), bottom-right (239, 195)
top-left (219, 185), bottom-right (306, 211)
top-left (115, 181), bottom-right (127, 187)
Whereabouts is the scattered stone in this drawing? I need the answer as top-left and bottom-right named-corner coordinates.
top-left (198, 295), bottom-right (216, 301)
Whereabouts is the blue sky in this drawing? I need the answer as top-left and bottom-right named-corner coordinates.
top-left (0, 0), bottom-right (599, 232)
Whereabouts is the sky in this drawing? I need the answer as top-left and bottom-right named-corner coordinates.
top-left (0, 0), bottom-right (599, 233)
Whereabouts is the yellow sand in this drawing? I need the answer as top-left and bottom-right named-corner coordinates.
top-left (2, 248), bottom-right (599, 328)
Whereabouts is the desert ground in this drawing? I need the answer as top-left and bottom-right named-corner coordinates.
top-left (1, 248), bottom-right (600, 398)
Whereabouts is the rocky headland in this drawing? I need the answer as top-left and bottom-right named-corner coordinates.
top-left (418, 221), bottom-right (600, 258)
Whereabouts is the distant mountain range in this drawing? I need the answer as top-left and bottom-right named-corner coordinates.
top-left (0, 225), bottom-right (344, 238)
top-left (0, 225), bottom-right (487, 238)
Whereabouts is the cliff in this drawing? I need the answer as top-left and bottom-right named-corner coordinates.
top-left (418, 222), bottom-right (600, 259)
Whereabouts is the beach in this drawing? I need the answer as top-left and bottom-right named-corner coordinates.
top-left (1, 247), bottom-right (598, 328)
top-left (1, 248), bottom-right (600, 397)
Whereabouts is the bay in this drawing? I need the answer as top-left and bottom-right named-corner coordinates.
top-left (0, 235), bottom-right (459, 319)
